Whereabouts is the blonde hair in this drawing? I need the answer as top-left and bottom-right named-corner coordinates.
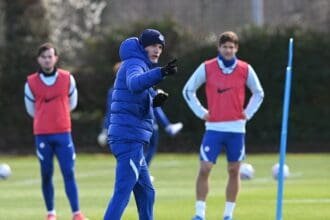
top-left (113, 62), bottom-right (121, 74)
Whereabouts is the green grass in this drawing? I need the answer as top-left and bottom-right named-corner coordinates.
top-left (0, 153), bottom-right (329, 220)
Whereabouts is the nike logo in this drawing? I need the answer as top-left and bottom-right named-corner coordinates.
top-left (44, 96), bottom-right (59, 103)
top-left (217, 88), bottom-right (232, 94)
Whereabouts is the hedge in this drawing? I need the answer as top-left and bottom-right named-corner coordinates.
top-left (1, 20), bottom-right (329, 153)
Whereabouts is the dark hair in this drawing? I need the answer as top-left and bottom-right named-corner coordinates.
top-left (37, 43), bottom-right (58, 56)
top-left (218, 31), bottom-right (239, 46)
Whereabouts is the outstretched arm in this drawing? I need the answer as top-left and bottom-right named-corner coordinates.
top-left (154, 107), bottom-right (183, 136)
top-left (126, 61), bottom-right (163, 93)
top-left (154, 107), bottom-right (171, 127)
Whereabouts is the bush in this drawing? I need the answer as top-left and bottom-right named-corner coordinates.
top-left (74, 23), bottom-right (330, 153)
top-left (1, 17), bottom-right (329, 153)
top-left (0, 0), bottom-right (49, 153)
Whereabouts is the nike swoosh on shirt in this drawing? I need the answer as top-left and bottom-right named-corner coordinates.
top-left (217, 88), bottom-right (232, 94)
top-left (44, 96), bottom-right (59, 103)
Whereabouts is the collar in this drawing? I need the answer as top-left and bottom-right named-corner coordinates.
top-left (218, 54), bottom-right (236, 68)
top-left (217, 58), bottom-right (237, 74)
top-left (38, 67), bottom-right (57, 77)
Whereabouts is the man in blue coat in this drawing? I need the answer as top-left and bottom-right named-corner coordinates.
top-left (103, 29), bottom-right (177, 220)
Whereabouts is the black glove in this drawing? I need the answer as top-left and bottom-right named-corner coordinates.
top-left (161, 59), bottom-right (178, 76)
top-left (152, 89), bottom-right (169, 107)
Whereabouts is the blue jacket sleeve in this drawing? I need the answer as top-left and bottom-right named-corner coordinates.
top-left (126, 61), bottom-right (163, 93)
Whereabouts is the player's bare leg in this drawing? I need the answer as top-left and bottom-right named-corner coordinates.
top-left (223, 161), bottom-right (241, 219)
top-left (196, 161), bottom-right (213, 200)
top-left (226, 162), bottom-right (241, 201)
top-left (193, 161), bottom-right (213, 219)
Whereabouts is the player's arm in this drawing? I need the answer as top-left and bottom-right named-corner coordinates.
top-left (182, 63), bottom-right (208, 120)
top-left (125, 60), bottom-right (163, 93)
top-left (244, 65), bottom-right (265, 120)
top-left (24, 83), bottom-right (35, 117)
top-left (154, 107), bottom-right (183, 136)
top-left (154, 107), bottom-right (171, 128)
top-left (69, 74), bottom-right (78, 111)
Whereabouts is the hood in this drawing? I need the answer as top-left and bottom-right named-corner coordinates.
top-left (119, 37), bottom-right (153, 67)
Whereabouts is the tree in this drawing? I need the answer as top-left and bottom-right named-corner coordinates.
top-left (0, 0), bottom-right (49, 150)
top-left (44, 0), bottom-right (107, 61)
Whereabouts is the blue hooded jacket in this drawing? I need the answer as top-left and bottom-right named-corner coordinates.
top-left (109, 37), bottom-right (164, 143)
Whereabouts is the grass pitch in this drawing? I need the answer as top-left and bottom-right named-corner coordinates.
top-left (0, 153), bottom-right (329, 220)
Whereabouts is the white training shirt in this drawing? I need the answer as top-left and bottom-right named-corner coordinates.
top-left (24, 72), bottom-right (78, 117)
top-left (182, 58), bottom-right (264, 133)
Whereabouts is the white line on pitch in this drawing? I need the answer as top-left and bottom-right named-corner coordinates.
top-left (284, 198), bottom-right (330, 204)
top-left (9, 169), bottom-right (111, 186)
